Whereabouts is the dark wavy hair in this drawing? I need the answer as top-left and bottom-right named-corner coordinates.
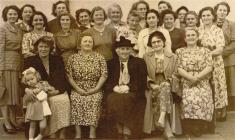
top-left (51, 1), bottom-right (69, 17)
top-left (147, 31), bottom-right (166, 47)
top-left (33, 36), bottom-right (54, 53)
top-left (176, 6), bottom-right (189, 15)
top-left (199, 7), bottom-right (216, 22)
top-left (19, 4), bottom-right (36, 20)
top-left (90, 6), bottom-right (107, 22)
top-left (2, 5), bottom-right (20, 22)
top-left (184, 11), bottom-right (200, 27)
top-left (130, 0), bottom-right (150, 12)
top-left (158, 0), bottom-right (172, 11)
top-left (161, 9), bottom-right (177, 21)
top-left (29, 11), bottom-right (48, 28)
top-left (214, 1), bottom-right (230, 16)
top-left (75, 8), bottom-right (91, 25)
top-left (145, 9), bottom-right (161, 27)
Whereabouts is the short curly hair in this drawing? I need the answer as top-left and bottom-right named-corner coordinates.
top-left (2, 5), bottom-right (20, 22)
top-left (90, 6), bottom-right (107, 22)
top-left (214, 1), bottom-right (230, 16)
top-left (51, 1), bottom-right (70, 17)
top-left (19, 4), bottom-right (36, 20)
top-left (75, 8), bottom-right (91, 25)
top-left (199, 7), bottom-right (216, 22)
top-left (147, 31), bottom-right (166, 47)
top-left (33, 36), bottom-right (54, 53)
top-left (29, 11), bottom-right (48, 28)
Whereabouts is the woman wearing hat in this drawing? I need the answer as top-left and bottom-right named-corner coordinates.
top-left (105, 36), bottom-right (147, 139)
top-left (24, 36), bottom-right (71, 138)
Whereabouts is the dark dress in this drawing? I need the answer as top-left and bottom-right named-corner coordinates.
top-left (105, 56), bottom-right (147, 137)
top-left (24, 54), bottom-right (71, 136)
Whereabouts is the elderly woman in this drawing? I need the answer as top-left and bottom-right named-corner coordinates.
top-left (198, 7), bottom-right (228, 123)
top-left (46, 0), bottom-right (78, 34)
top-left (214, 1), bottom-right (235, 120)
top-left (17, 4), bottom-right (35, 34)
top-left (184, 11), bottom-right (199, 28)
top-left (0, 5), bottom-right (22, 134)
top-left (107, 3), bottom-right (126, 31)
top-left (84, 6), bottom-right (116, 61)
top-left (24, 36), bottom-right (71, 138)
top-left (130, 0), bottom-right (149, 29)
top-left (137, 9), bottom-right (172, 58)
top-left (54, 13), bottom-right (81, 66)
top-left (66, 33), bottom-right (107, 139)
top-left (143, 31), bottom-right (177, 138)
top-left (22, 11), bottom-right (53, 58)
top-left (75, 8), bottom-right (91, 32)
top-left (176, 28), bottom-right (213, 137)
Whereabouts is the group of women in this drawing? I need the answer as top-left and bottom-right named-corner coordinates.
top-left (0, 0), bottom-right (234, 139)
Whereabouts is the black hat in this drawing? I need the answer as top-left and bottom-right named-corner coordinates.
top-left (115, 36), bottom-right (135, 49)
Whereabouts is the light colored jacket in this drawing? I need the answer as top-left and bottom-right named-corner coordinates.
top-left (222, 19), bottom-right (235, 66)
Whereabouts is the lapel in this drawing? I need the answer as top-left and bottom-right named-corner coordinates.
top-left (222, 20), bottom-right (229, 33)
top-left (36, 55), bottom-right (54, 79)
top-left (5, 23), bottom-right (17, 33)
top-left (147, 51), bottom-right (156, 71)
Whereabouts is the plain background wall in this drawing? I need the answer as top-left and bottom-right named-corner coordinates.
top-left (0, 0), bottom-right (235, 25)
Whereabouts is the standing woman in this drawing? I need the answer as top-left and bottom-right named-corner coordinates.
top-left (75, 8), bottom-right (92, 32)
top-left (55, 13), bottom-right (81, 66)
top-left (157, 0), bottom-right (172, 14)
top-left (184, 11), bottom-right (199, 28)
top-left (17, 4), bottom-right (35, 34)
top-left (214, 2), bottom-right (235, 119)
top-left (130, 0), bottom-right (149, 29)
top-left (84, 6), bottom-right (116, 61)
top-left (198, 7), bottom-right (228, 121)
top-left (175, 6), bottom-right (189, 29)
top-left (66, 33), bottom-right (107, 139)
top-left (107, 3), bottom-right (126, 31)
top-left (22, 11), bottom-right (53, 58)
top-left (176, 27), bottom-right (214, 137)
top-left (137, 9), bottom-right (172, 58)
top-left (0, 5), bottom-right (22, 134)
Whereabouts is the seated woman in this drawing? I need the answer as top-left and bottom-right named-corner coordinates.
top-left (143, 31), bottom-right (177, 138)
top-left (176, 28), bottom-right (213, 137)
top-left (66, 33), bottom-right (107, 139)
top-left (23, 36), bottom-right (71, 139)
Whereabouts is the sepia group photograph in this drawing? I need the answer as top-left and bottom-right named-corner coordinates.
top-left (0, 0), bottom-right (235, 139)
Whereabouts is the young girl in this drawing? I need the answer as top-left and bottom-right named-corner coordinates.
top-left (22, 67), bottom-right (59, 140)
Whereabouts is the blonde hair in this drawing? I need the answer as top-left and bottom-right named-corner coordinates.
top-left (21, 67), bottom-right (41, 85)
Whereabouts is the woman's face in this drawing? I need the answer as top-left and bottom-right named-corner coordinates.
top-left (216, 5), bottom-right (228, 20)
top-left (37, 42), bottom-right (50, 58)
top-left (185, 29), bottom-right (198, 46)
top-left (110, 7), bottom-right (122, 23)
top-left (151, 36), bottom-right (164, 52)
top-left (136, 3), bottom-right (147, 19)
top-left (7, 9), bottom-right (18, 24)
top-left (55, 3), bottom-right (67, 16)
top-left (79, 11), bottom-right (90, 26)
top-left (163, 14), bottom-right (175, 29)
top-left (60, 15), bottom-right (71, 29)
top-left (32, 15), bottom-right (44, 29)
top-left (127, 16), bottom-right (139, 30)
top-left (80, 36), bottom-right (93, 52)
top-left (147, 12), bottom-right (158, 28)
top-left (178, 9), bottom-right (187, 22)
top-left (93, 10), bottom-right (105, 25)
top-left (158, 3), bottom-right (168, 13)
top-left (22, 6), bottom-right (33, 22)
top-left (185, 14), bottom-right (197, 27)
top-left (201, 10), bottom-right (214, 26)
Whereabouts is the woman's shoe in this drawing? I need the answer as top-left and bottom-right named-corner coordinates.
top-left (3, 124), bottom-right (17, 134)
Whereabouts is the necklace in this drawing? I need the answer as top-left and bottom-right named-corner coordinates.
top-left (94, 25), bottom-right (105, 36)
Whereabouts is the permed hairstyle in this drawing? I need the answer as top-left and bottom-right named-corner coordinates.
top-left (2, 5), bottom-right (20, 22)
top-left (19, 4), bottom-right (36, 20)
top-left (214, 1), bottom-right (230, 16)
top-left (51, 1), bottom-right (70, 17)
top-left (147, 31), bottom-right (166, 47)
top-left (75, 8), bottom-right (91, 25)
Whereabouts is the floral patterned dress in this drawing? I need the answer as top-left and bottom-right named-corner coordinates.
top-left (198, 25), bottom-right (228, 109)
top-left (66, 52), bottom-right (107, 126)
top-left (176, 47), bottom-right (214, 121)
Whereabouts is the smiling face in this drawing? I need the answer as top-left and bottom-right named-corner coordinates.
top-left (7, 9), bottom-right (18, 24)
top-left (158, 3), bottom-right (168, 13)
top-left (32, 14), bottom-right (44, 30)
top-left (60, 15), bottom-right (71, 29)
top-left (22, 6), bottom-right (33, 22)
top-left (37, 41), bottom-right (50, 58)
top-left (79, 11), bottom-right (90, 26)
top-left (151, 36), bottom-right (164, 52)
top-left (127, 15), bottom-right (139, 30)
top-left (147, 12), bottom-right (158, 28)
top-left (93, 10), bottom-right (105, 25)
top-left (55, 3), bottom-right (68, 16)
top-left (136, 3), bottom-right (147, 19)
top-left (185, 14), bottom-right (197, 27)
top-left (80, 36), bottom-right (93, 52)
top-left (110, 6), bottom-right (122, 23)
top-left (216, 5), bottom-right (228, 20)
top-left (163, 14), bottom-right (175, 29)
top-left (201, 10), bottom-right (214, 26)
top-left (185, 29), bottom-right (198, 46)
